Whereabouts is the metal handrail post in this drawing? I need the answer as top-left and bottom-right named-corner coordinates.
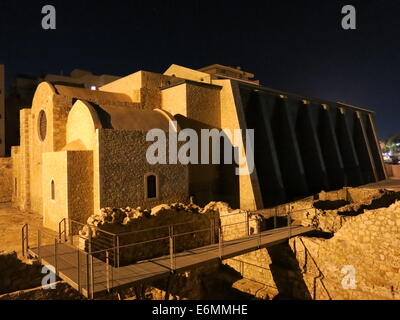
top-left (274, 207), bottom-right (277, 229)
top-left (86, 253), bottom-right (90, 299)
top-left (113, 235), bottom-right (116, 268)
top-left (218, 227), bottom-right (223, 259)
top-left (21, 225), bottom-right (26, 258)
top-left (77, 249), bottom-right (81, 293)
top-left (210, 218), bottom-right (215, 244)
top-left (246, 214), bottom-right (250, 236)
top-left (106, 250), bottom-right (110, 293)
top-left (111, 250), bottom-right (114, 289)
top-left (90, 254), bottom-right (94, 299)
top-left (69, 219), bottom-right (73, 244)
top-left (63, 218), bottom-right (67, 242)
top-left (54, 238), bottom-right (58, 276)
top-left (37, 229), bottom-right (41, 261)
top-left (169, 225), bottom-right (175, 272)
top-left (88, 226), bottom-right (92, 255)
top-left (116, 235), bottom-right (120, 268)
top-left (26, 225), bottom-right (29, 256)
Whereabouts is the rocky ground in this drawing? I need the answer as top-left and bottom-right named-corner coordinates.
top-left (1, 182), bottom-right (400, 300)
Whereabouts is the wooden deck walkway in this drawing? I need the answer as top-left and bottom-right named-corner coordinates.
top-left (28, 225), bottom-right (313, 298)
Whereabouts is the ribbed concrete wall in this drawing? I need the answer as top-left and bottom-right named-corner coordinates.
top-left (239, 84), bottom-right (386, 208)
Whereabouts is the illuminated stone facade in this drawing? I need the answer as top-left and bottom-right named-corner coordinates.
top-left (9, 64), bottom-right (385, 232)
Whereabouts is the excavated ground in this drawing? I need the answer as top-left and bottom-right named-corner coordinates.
top-left (1, 184), bottom-right (399, 300)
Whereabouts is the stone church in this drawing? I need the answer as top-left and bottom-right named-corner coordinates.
top-left (11, 64), bottom-right (386, 231)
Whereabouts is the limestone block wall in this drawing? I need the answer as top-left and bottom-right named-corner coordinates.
top-left (290, 201), bottom-right (400, 300)
top-left (12, 109), bottom-right (31, 210)
top-left (100, 71), bottom-right (181, 108)
top-left (219, 207), bottom-right (259, 241)
top-left (98, 129), bottom-right (189, 209)
top-left (42, 151), bottom-right (94, 231)
top-left (23, 81), bottom-right (139, 215)
top-left (288, 189), bottom-right (400, 233)
top-left (80, 203), bottom-right (220, 265)
top-left (0, 157), bottom-right (12, 203)
top-left (29, 83), bottom-right (57, 214)
top-left (140, 72), bottom-right (179, 111)
top-left (220, 205), bottom-right (311, 300)
top-left (161, 81), bottom-right (222, 130)
top-left (220, 188), bottom-right (400, 299)
top-left (162, 82), bottom-right (226, 207)
top-left (257, 187), bottom-right (387, 234)
top-left (67, 151), bottom-right (94, 224)
top-left (83, 202), bottom-right (260, 267)
top-left (42, 152), bottom-right (68, 231)
top-left (185, 82), bottom-right (221, 129)
top-left (225, 246), bottom-right (313, 300)
top-left (11, 147), bottom-right (20, 206)
top-left (99, 72), bottom-right (142, 100)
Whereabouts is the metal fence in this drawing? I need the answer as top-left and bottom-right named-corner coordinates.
top-left (21, 208), bottom-right (309, 299)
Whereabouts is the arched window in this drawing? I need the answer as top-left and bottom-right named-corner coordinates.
top-left (51, 180), bottom-right (55, 200)
top-left (145, 174), bottom-right (157, 199)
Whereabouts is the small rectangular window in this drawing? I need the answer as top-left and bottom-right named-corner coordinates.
top-left (51, 180), bottom-right (55, 200)
top-left (146, 175), bottom-right (157, 199)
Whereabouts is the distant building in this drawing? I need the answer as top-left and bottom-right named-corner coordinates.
top-left (198, 64), bottom-right (260, 85)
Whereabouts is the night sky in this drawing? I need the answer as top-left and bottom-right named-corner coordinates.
top-left (0, 0), bottom-right (399, 139)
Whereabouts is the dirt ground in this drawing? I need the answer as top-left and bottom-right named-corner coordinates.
top-left (0, 203), bottom-right (42, 257)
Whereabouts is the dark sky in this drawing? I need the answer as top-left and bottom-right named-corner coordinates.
top-left (0, 0), bottom-right (399, 138)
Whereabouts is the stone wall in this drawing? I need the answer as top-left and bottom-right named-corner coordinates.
top-left (83, 203), bottom-right (218, 265)
top-left (222, 188), bottom-right (400, 300)
top-left (290, 201), bottom-right (400, 300)
top-left (42, 150), bottom-right (94, 231)
top-left (42, 152), bottom-right (68, 231)
top-left (83, 202), bottom-right (260, 266)
top-left (289, 189), bottom-right (400, 233)
top-left (0, 158), bottom-right (12, 203)
top-left (12, 109), bottom-right (31, 210)
top-left (220, 201), bottom-right (311, 300)
top-left (98, 129), bottom-right (189, 209)
top-left (225, 245), bottom-right (313, 300)
top-left (218, 205), bottom-right (260, 241)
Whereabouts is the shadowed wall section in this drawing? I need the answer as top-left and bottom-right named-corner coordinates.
top-left (239, 84), bottom-right (386, 208)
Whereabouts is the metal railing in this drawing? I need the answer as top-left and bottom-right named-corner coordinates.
top-left (22, 224), bottom-right (29, 259)
top-left (59, 218), bottom-right (119, 267)
top-left (22, 222), bottom-right (103, 299)
top-left (21, 208), bottom-right (313, 299)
